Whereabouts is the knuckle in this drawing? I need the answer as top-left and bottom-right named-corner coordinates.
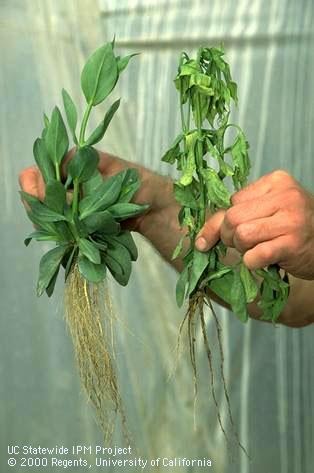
top-left (234, 224), bottom-right (248, 244)
top-left (287, 186), bottom-right (305, 207)
top-left (224, 207), bottom-right (238, 229)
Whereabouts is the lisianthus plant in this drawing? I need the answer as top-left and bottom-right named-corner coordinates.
top-left (21, 39), bottom-right (147, 441)
top-left (162, 45), bottom-right (290, 455)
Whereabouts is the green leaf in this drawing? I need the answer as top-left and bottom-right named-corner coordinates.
top-left (67, 147), bottom-right (99, 183)
top-left (37, 245), bottom-right (67, 296)
top-left (103, 231), bottom-right (138, 261)
top-left (107, 202), bottom-right (149, 221)
top-left (172, 235), bottom-right (185, 260)
top-left (78, 238), bottom-right (101, 264)
top-left (174, 182), bottom-right (198, 209)
top-left (118, 168), bottom-right (141, 203)
top-left (103, 241), bottom-right (132, 286)
top-left (81, 42), bottom-right (118, 106)
top-left (240, 262), bottom-right (258, 303)
top-left (209, 270), bottom-right (234, 304)
top-left (62, 88), bottom-right (78, 144)
top-left (230, 270), bottom-right (248, 322)
top-left (81, 210), bottom-right (120, 234)
top-left (176, 264), bottom-right (190, 307)
top-left (117, 53), bottom-right (139, 73)
top-left (85, 99), bottom-right (120, 146)
top-left (161, 133), bottom-right (183, 164)
top-left (188, 249), bottom-right (209, 295)
top-left (78, 255), bottom-right (106, 283)
top-left (82, 171), bottom-right (103, 196)
top-left (24, 230), bottom-right (62, 246)
top-left (64, 247), bottom-right (77, 282)
top-left (44, 179), bottom-right (66, 214)
top-left (179, 132), bottom-right (198, 186)
top-left (201, 167), bottom-right (231, 208)
top-left (33, 138), bottom-right (55, 183)
top-left (22, 192), bottom-right (67, 223)
top-left (79, 173), bottom-right (123, 219)
top-left (46, 264), bottom-right (60, 297)
top-left (45, 106), bottom-right (69, 166)
top-left (229, 130), bottom-right (250, 190)
top-left (206, 266), bottom-right (232, 282)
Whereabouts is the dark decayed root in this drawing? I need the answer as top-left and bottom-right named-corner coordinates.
top-left (177, 289), bottom-right (249, 459)
top-left (64, 263), bottom-right (129, 444)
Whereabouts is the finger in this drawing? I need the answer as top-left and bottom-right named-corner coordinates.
top-left (195, 210), bottom-right (226, 251)
top-left (231, 169), bottom-right (293, 205)
top-left (18, 166), bottom-right (45, 201)
top-left (232, 214), bottom-right (291, 253)
top-left (243, 235), bottom-right (292, 270)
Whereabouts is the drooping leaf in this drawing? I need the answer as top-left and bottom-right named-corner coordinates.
top-left (188, 249), bottom-right (209, 295)
top-left (176, 264), bottom-right (190, 307)
top-left (179, 132), bottom-right (198, 186)
top-left (37, 245), bottom-right (68, 296)
top-left (78, 238), bottom-right (101, 264)
top-left (45, 264), bottom-right (60, 297)
top-left (62, 88), bottom-right (78, 144)
top-left (85, 99), bottom-right (120, 146)
top-left (78, 255), bottom-right (106, 283)
top-left (240, 262), bottom-right (258, 303)
top-left (64, 247), bottom-right (77, 282)
top-left (161, 133), bottom-right (184, 164)
top-left (229, 270), bottom-right (249, 322)
top-left (45, 106), bottom-right (69, 166)
top-left (174, 182), bottom-right (198, 209)
top-left (81, 42), bottom-right (118, 105)
top-left (201, 167), bottom-right (231, 208)
top-left (33, 138), bottom-right (55, 183)
top-left (67, 146), bottom-right (99, 183)
top-left (172, 234), bottom-right (186, 260)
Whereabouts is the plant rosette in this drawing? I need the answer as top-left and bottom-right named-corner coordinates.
top-left (21, 39), bottom-right (147, 443)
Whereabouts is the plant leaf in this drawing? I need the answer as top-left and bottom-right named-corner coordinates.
top-left (117, 53), bottom-right (139, 73)
top-left (81, 210), bottom-right (120, 234)
top-left (188, 249), bottom-right (209, 295)
top-left (44, 179), bottom-right (66, 214)
top-left (62, 88), bottom-right (78, 144)
top-left (45, 106), bottom-right (69, 166)
top-left (102, 231), bottom-right (138, 261)
top-left (82, 171), bottom-right (103, 196)
top-left (78, 238), bottom-right (101, 264)
top-left (79, 173), bottom-right (124, 219)
top-left (103, 241), bottom-right (132, 286)
top-left (176, 264), bottom-right (190, 307)
top-left (85, 99), bottom-right (120, 146)
top-left (81, 42), bottom-right (118, 105)
top-left (230, 270), bottom-right (248, 322)
top-left (107, 202), bottom-right (149, 221)
top-left (240, 262), bottom-right (258, 303)
top-left (201, 167), bottom-right (231, 208)
top-left (37, 245), bottom-right (67, 296)
top-left (118, 168), bottom-right (141, 203)
top-left (67, 146), bottom-right (99, 183)
top-left (33, 138), bottom-right (55, 183)
top-left (78, 255), bottom-right (106, 283)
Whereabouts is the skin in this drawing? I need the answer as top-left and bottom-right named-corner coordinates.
top-left (19, 151), bottom-right (314, 328)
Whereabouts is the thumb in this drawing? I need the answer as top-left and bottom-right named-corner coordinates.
top-left (195, 209), bottom-right (226, 252)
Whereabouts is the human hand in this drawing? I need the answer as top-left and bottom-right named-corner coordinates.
top-left (18, 148), bottom-right (173, 233)
top-left (195, 170), bottom-right (314, 280)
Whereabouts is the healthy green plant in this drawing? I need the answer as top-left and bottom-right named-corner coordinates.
top-left (21, 39), bottom-right (146, 442)
top-left (162, 45), bottom-right (290, 455)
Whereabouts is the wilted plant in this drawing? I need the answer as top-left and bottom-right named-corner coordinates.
top-left (162, 45), bottom-right (290, 455)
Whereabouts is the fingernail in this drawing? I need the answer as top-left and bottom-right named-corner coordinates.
top-left (195, 237), bottom-right (209, 252)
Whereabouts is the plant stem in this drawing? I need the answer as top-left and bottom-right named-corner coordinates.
top-left (196, 93), bottom-right (206, 229)
top-left (55, 163), bottom-right (61, 181)
top-left (79, 101), bottom-right (93, 146)
top-left (72, 178), bottom-right (79, 218)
